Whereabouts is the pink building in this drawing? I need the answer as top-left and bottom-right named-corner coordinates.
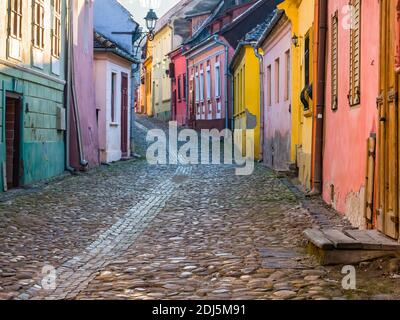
top-left (258, 11), bottom-right (292, 171)
top-left (69, 0), bottom-right (99, 170)
top-left (169, 47), bottom-right (187, 126)
top-left (94, 32), bottom-right (134, 163)
top-left (184, 0), bottom-right (268, 130)
top-left (322, 0), bottom-right (379, 227)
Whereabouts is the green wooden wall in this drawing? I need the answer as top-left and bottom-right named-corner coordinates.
top-left (0, 66), bottom-right (65, 191)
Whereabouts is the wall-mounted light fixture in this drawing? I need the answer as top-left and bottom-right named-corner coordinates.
top-left (291, 34), bottom-right (299, 47)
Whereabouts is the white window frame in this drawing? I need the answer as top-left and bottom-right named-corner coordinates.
top-left (199, 69), bottom-right (204, 102)
top-left (33, 0), bottom-right (45, 50)
top-left (215, 63), bottom-right (221, 98)
top-left (195, 72), bottom-right (199, 103)
top-left (206, 65), bottom-right (211, 100)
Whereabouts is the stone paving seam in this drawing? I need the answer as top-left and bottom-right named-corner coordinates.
top-left (17, 160), bottom-right (192, 300)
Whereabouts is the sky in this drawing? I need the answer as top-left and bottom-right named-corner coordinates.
top-left (119, 0), bottom-right (181, 27)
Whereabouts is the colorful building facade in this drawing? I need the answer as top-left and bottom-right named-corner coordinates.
top-left (279, 0), bottom-right (314, 190)
top-left (258, 11), bottom-right (292, 171)
top-left (152, 24), bottom-right (173, 121)
top-left (375, 0), bottom-right (400, 239)
top-left (94, 32), bottom-right (135, 163)
top-left (321, 0), bottom-right (379, 228)
top-left (69, 0), bottom-right (100, 170)
top-left (169, 47), bottom-right (187, 126)
top-left (231, 20), bottom-right (273, 161)
top-left (0, 0), bottom-right (67, 191)
top-left (139, 40), bottom-right (153, 117)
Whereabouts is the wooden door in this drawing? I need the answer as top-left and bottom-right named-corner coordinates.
top-left (377, 0), bottom-right (399, 239)
top-left (121, 73), bottom-right (129, 157)
top-left (5, 96), bottom-right (21, 189)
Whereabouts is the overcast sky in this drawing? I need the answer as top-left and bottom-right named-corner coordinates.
top-left (119, 0), bottom-right (180, 27)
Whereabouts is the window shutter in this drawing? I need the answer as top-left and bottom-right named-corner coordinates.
top-left (349, 0), bottom-right (361, 106)
top-left (331, 11), bottom-right (339, 110)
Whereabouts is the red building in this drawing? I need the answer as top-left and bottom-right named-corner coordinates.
top-left (169, 47), bottom-right (187, 126)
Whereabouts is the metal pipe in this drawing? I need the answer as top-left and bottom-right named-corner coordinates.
top-left (213, 35), bottom-right (229, 129)
top-left (253, 45), bottom-right (265, 161)
top-left (69, 0), bottom-right (88, 169)
top-left (64, 0), bottom-right (75, 172)
top-left (312, 0), bottom-right (328, 193)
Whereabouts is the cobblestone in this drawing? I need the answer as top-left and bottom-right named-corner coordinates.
top-left (0, 115), bottom-right (399, 299)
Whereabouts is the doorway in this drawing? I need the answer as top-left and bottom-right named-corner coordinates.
top-left (120, 73), bottom-right (128, 158)
top-left (377, 0), bottom-right (399, 239)
top-left (5, 95), bottom-right (22, 189)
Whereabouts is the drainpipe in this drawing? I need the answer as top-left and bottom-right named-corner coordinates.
top-left (313, 0), bottom-right (328, 193)
top-left (253, 44), bottom-right (265, 161)
top-left (185, 56), bottom-right (189, 127)
top-left (64, 0), bottom-right (74, 172)
top-left (213, 35), bottom-right (229, 129)
top-left (68, 0), bottom-right (88, 169)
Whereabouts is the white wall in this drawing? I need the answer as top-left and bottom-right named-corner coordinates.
top-left (95, 57), bottom-right (131, 163)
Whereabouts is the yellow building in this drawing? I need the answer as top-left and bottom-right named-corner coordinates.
top-left (231, 45), bottom-right (261, 161)
top-left (140, 39), bottom-right (153, 116)
top-left (279, 0), bottom-right (314, 190)
top-left (152, 24), bottom-right (172, 121)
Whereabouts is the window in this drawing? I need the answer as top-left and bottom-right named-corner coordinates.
top-left (304, 33), bottom-right (310, 87)
top-left (177, 76), bottom-right (182, 101)
top-left (349, 0), bottom-right (361, 106)
top-left (331, 11), bottom-right (339, 110)
top-left (33, 0), bottom-right (45, 49)
top-left (9, 0), bottom-right (22, 39)
top-left (267, 65), bottom-right (272, 107)
top-left (215, 63), bottom-right (221, 98)
top-left (195, 71), bottom-right (199, 103)
top-left (52, 0), bottom-right (62, 57)
top-left (285, 50), bottom-right (290, 101)
top-left (183, 74), bottom-right (187, 100)
top-left (199, 69), bottom-right (204, 101)
top-left (206, 65), bottom-right (211, 100)
top-left (275, 58), bottom-right (280, 103)
top-left (111, 73), bottom-right (117, 123)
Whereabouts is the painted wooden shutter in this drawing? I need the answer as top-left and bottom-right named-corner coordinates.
top-left (331, 11), bottom-right (339, 110)
top-left (349, 0), bottom-right (361, 106)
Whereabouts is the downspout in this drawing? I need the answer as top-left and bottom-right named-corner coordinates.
top-left (312, 0), bottom-right (327, 193)
top-left (69, 0), bottom-right (88, 169)
top-left (253, 44), bottom-right (265, 161)
top-left (64, 0), bottom-right (74, 172)
top-left (213, 35), bottom-right (229, 129)
top-left (185, 55), bottom-right (189, 127)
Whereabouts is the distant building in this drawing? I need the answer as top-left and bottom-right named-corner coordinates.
top-left (94, 32), bottom-right (137, 163)
top-left (257, 10), bottom-right (292, 170)
top-left (169, 47), bottom-right (187, 126)
top-left (94, 0), bottom-right (140, 154)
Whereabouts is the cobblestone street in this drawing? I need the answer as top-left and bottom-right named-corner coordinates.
top-left (0, 116), bottom-right (399, 300)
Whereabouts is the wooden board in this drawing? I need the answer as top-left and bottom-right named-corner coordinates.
top-left (322, 229), bottom-right (362, 249)
top-left (365, 230), bottom-right (400, 250)
top-left (343, 229), bottom-right (385, 250)
top-left (303, 229), bottom-right (334, 250)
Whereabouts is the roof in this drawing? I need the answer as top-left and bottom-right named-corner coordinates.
top-left (94, 31), bottom-right (138, 63)
top-left (256, 9), bottom-right (285, 46)
top-left (183, 0), bottom-right (254, 47)
top-left (221, 0), bottom-right (283, 48)
top-left (229, 9), bottom-right (281, 69)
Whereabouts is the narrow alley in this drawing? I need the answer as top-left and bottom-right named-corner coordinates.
top-left (0, 117), bottom-right (398, 301)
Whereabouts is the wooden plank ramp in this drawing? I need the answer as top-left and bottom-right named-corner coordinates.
top-left (303, 228), bottom-right (400, 265)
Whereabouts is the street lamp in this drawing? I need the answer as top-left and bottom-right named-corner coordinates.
top-left (145, 9), bottom-right (158, 40)
top-left (111, 9), bottom-right (159, 56)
